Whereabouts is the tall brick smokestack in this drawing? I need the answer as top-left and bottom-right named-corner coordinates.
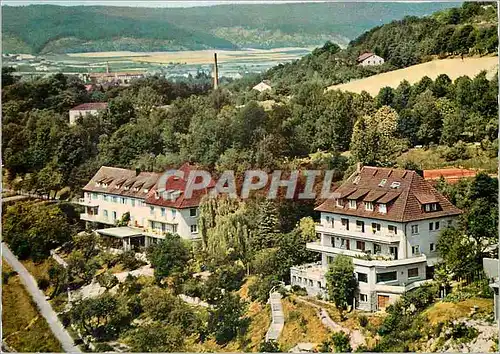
top-left (213, 53), bottom-right (219, 90)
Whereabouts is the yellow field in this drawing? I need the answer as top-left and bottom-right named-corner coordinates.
top-left (327, 56), bottom-right (498, 96)
top-left (67, 47), bottom-right (314, 65)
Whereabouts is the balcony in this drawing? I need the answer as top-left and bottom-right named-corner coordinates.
top-left (80, 213), bottom-right (114, 225)
top-left (77, 198), bottom-right (100, 207)
top-left (316, 224), bottom-right (399, 244)
top-left (306, 241), bottom-right (427, 267)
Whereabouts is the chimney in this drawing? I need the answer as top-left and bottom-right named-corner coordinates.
top-left (213, 53), bottom-right (219, 90)
top-left (135, 168), bottom-right (141, 177)
top-left (356, 162), bottom-right (362, 173)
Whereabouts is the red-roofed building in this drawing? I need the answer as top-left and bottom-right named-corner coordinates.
top-left (79, 163), bottom-right (213, 250)
top-left (357, 52), bottom-right (385, 66)
top-left (69, 102), bottom-right (108, 125)
top-left (291, 165), bottom-right (461, 312)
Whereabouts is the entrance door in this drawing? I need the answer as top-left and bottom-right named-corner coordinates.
top-left (346, 240), bottom-right (350, 250)
top-left (377, 295), bottom-right (390, 310)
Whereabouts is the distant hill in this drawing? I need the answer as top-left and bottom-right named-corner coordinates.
top-left (264, 2), bottom-right (497, 93)
top-left (2, 3), bottom-right (459, 54)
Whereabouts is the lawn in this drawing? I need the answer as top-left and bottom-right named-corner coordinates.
top-left (327, 56), bottom-right (498, 96)
top-left (2, 260), bottom-right (63, 352)
top-left (278, 296), bottom-right (330, 351)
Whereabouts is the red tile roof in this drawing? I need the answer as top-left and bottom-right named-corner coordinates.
top-left (357, 52), bottom-right (375, 62)
top-left (83, 166), bottom-right (160, 199)
top-left (144, 163), bottom-right (215, 209)
top-left (316, 166), bottom-right (462, 222)
top-left (423, 168), bottom-right (481, 184)
top-left (70, 102), bottom-right (108, 111)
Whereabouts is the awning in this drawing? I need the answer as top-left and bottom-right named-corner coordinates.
top-left (96, 227), bottom-right (144, 238)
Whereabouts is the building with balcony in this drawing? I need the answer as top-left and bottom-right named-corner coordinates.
top-left (290, 166), bottom-right (462, 311)
top-left (79, 163), bottom-right (213, 251)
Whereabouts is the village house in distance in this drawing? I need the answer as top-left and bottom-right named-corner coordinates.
top-left (79, 163), bottom-right (213, 250)
top-left (69, 102), bottom-right (108, 125)
top-left (291, 165), bottom-right (462, 312)
top-left (357, 52), bottom-right (385, 66)
top-left (252, 80), bottom-right (272, 92)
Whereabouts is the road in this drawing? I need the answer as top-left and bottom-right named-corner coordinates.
top-left (2, 243), bottom-right (81, 353)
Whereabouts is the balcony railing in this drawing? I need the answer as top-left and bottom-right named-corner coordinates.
top-left (77, 198), bottom-right (99, 207)
top-left (315, 224), bottom-right (399, 244)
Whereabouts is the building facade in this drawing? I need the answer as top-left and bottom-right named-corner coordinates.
top-left (69, 102), bottom-right (108, 125)
top-left (79, 164), bottom-right (212, 251)
top-left (357, 52), bottom-right (385, 66)
top-left (291, 166), bottom-right (462, 311)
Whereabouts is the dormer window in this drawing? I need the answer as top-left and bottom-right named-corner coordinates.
top-left (155, 191), bottom-right (160, 199)
top-left (102, 183), bottom-right (108, 188)
top-left (424, 203), bottom-right (438, 212)
top-left (144, 188), bottom-right (149, 193)
top-left (124, 186), bottom-right (130, 190)
top-left (378, 179), bottom-right (387, 187)
top-left (349, 200), bottom-right (357, 209)
top-left (379, 203), bottom-right (387, 214)
top-left (353, 175), bottom-right (361, 185)
top-left (390, 182), bottom-right (400, 189)
top-left (96, 182), bottom-right (101, 187)
top-left (365, 202), bottom-right (373, 211)
top-left (133, 187), bottom-right (139, 192)
top-left (336, 199), bottom-right (343, 208)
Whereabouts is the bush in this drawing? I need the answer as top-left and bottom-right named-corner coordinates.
top-left (442, 141), bottom-right (470, 161)
top-left (94, 343), bottom-right (114, 352)
top-left (38, 277), bottom-right (51, 291)
top-left (358, 315), bottom-right (368, 328)
top-left (248, 276), bottom-right (281, 303)
top-left (2, 270), bottom-right (17, 284)
top-left (291, 285), bottom-right (307, 296)
top-left (119, 250), bottom-right (145, 270)
top-left (258, 340), bottom-right (281, 352)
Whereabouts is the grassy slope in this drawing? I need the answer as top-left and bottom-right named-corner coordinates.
top-left (327, 56), bottom-right (498, 96)
top-left (2, 260), bottom-right (63, 352)
top-left (2, 3), bottom-right (458, 54)
top-left (424, 298), bottom-right (494, 326)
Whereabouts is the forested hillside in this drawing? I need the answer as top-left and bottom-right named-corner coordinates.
top-left (265, 2), bottom-right (498, 92)
top-left (2, 2), bottom-right (457, 54)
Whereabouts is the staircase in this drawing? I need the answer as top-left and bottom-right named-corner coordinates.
top-left (265, 292), bottom-right (284, 342)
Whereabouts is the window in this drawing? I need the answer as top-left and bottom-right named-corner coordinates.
top-left (425, 203), bottom-right (438, 212)
top-left (356, 241), bottom-right (365, 251)
top-left (190, 208), bottom-right (197, 217)
top-left (92, 193), bottom-right (98, 200)
top-left (341, 218), bottom-right (349, 230)
top-left (317, 281), bottom-right (322, 289)
top-left (376, 271), bottom-right (397, 283)
top-left (408, 268), bottom-right (419, 278)
top-left (447, 220), bottom-right (453, 227)
top-left (103, 194), bottom-right (108, 202)
top-left (191, 224), bottom-right (198, 234)
top-left (430, 243), bottom-right (435, 252)
top-left (336, 199), bottom-right (343, 208)
top-left (131, 199), bottom-right (135, 207)
top-left (327, 256), bottom-right (334, 264)
top-left (390, 181), bottom-right (401, 189)
top-left (349, 200), bottom-right (357, 209)
top-left (357, 272), bottom-right (368, 283)
top-left (144, 188), bottom-right (149, 193)
top-left (365, 202), bottom-right (374, 211)
top-left (161, 208), bottom-right (166, 217)
top-left (412, 245), bottom-right (420, 255)
top-left (356, 220), bottom-right (365, 232)
top-left (374, 243), bottom-right (381, 254)
top-left (429, 222), bottom-right (434, 231)
top-left (172, 224), bottom-right (178, 234)
top-left (150, 206), bottom-right (154, 215)
top-left (103, 210), bottom-right (108, 219)
top-left (378, 179), bottom-right (387, 187)
top-left (379, 203), bottom-right (387, 214)
top-left (309, 279), bottom-right (313, 287)
top-left (360, 294), bottom-right (368, 302)
top-left (292, 276), bottom-right (297, 283)
top-left (435, 221), bottom-right (440, 230)
top-left (113, 196), bottom-right (117, 203)
top-left (112, 211), bottom-right (117, 220)
top-left (172, 209), bottom-right (177, 219)
top-left (121, 197), bottom-right (126, 204)
top-left (340, 239), bottom-right (350, 250)
top-left (411, 225), bottom-right (419, 234)
top-left (372, 223), bottom-right (381, 233)
top-left (388, 225), bottom-right (397, 234)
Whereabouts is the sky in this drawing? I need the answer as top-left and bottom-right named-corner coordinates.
top-left (2, 0), bottom-right (340, 7)
top-left (2, 0), bottom-right (454, 7)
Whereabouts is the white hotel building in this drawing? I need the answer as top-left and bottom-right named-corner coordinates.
top-left (290, 166), bottom-right (462, 311)
top-left (79, 164), bottom-right (213, 250)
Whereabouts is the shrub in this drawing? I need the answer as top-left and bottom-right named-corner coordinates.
top-left (94, 343), bottom-right (114, 352)
top-left (248, 275), bottom-right (281, 304)
top-left (38, 277), bottom-right (51, 291)
top-left (259, 340), bottom-right (281, 352)
top-left (291, 285), bottom-right (307, 296)
top-left (442, 141), bottom-right (470, 161)
top-left (119, 250), bottom-right (145, 270)
top-left (358, 315), bottom-right (368, 328)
